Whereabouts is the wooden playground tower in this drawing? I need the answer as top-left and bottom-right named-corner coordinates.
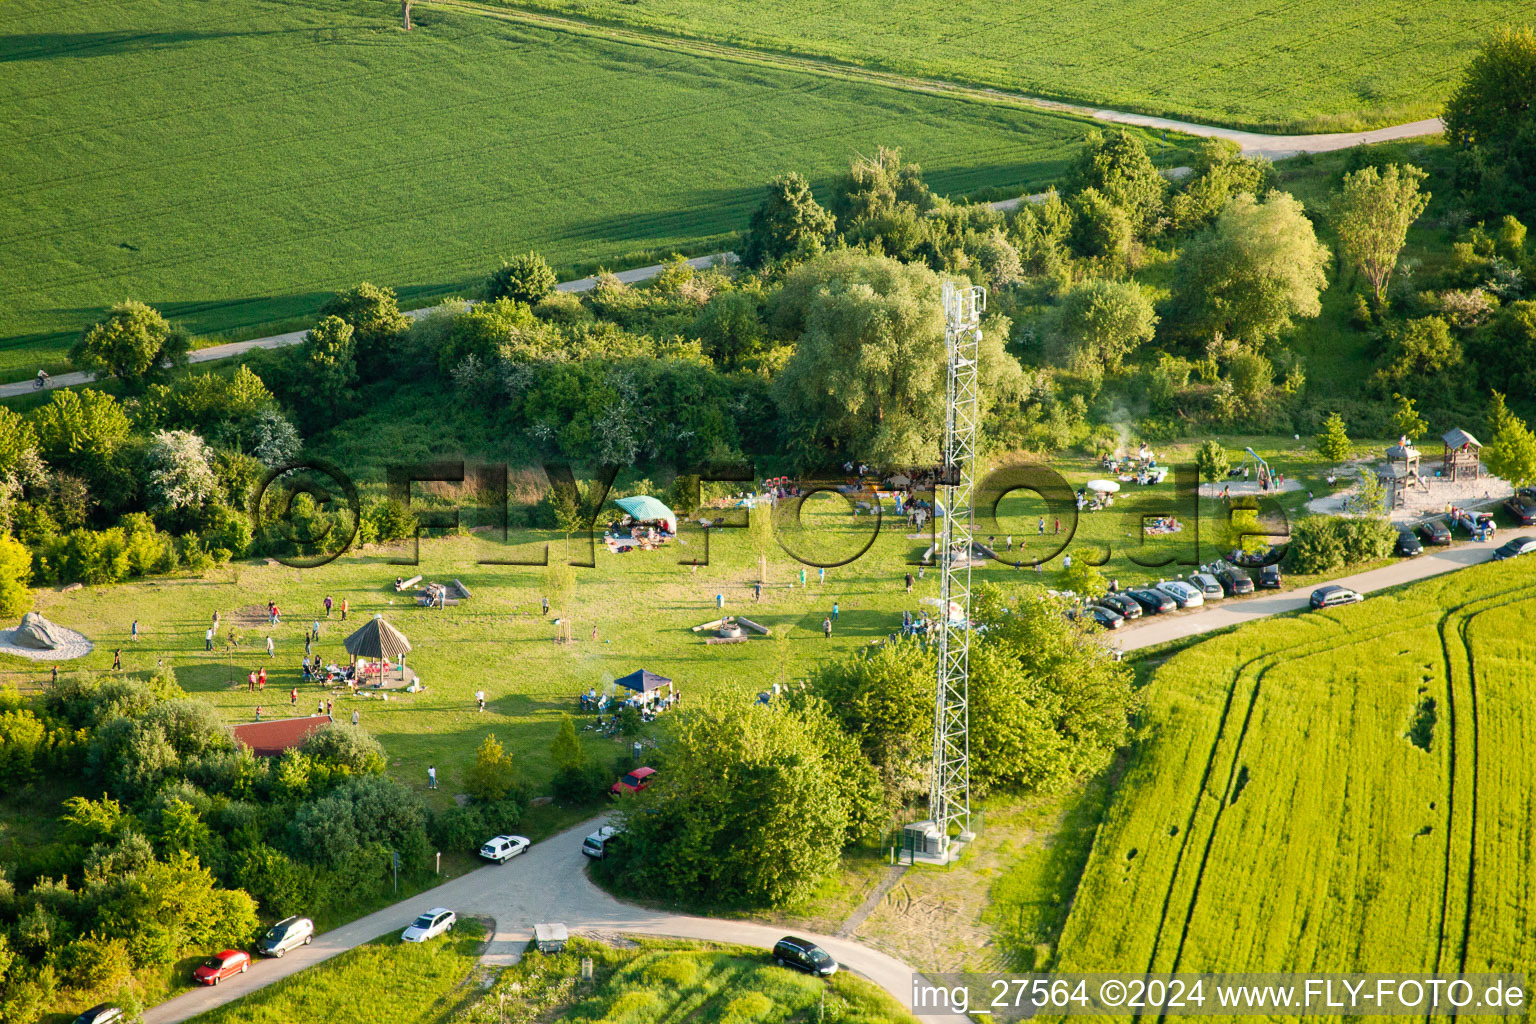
top-left (1441, 428), bottom-right (1483, 482)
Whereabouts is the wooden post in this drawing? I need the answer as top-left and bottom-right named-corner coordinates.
top-left (402, 0), bottom-right (412, 30)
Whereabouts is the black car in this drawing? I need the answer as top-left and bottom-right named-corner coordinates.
top-left (1396, 528), bottom-right (1423, 557)
top-left (1310, 585), bottom-right (1364, 609)
top-left (71, 1007), bottom-right (124, 1024)
top-left (1215, 567), bottom-right (1254, 595)
top-left (1086, 605), bottom-right (1125, 629)
top-left (1504, 495), bottom-right (1536, 526)
top-left (1127, 588), bottom-right (1176, 614)
top-left (1492, 536), bottom-right (1536, 561)
top-left (773, 936), bottom-right (838, 976)
top-left (1418, 519), bottom-right (1452, 546)
top-left (1258, 563), bottom-right (1282, 589)
top-left (1098, 592), bottom-right (1144, 620)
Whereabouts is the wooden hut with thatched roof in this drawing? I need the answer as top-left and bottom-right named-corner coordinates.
top-left (343, 615), bottom-right (414, 687)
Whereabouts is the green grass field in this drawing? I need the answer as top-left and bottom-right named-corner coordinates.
top-left (494, 0), bottom-right (1521, 133)
top-left (473, 936), bottom-right (919, 1023)
top-left (193, 920), bottom-right (489, 1024)
top-left (1053, 561), bottom-right (1536, 1001)
top-left (0, 0), bottom-right (1178, 381)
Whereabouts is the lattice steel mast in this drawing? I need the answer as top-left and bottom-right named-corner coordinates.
top-left (929, 280), bottom-right (984, 851)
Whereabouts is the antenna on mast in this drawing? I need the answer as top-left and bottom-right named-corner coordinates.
top-left (903, 279), bottom-right (984, 865)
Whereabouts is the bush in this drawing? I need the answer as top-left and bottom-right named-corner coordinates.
top-left (1284, 515), bottom-right (1395, 574)
top-left (301, 723), bottom-right (386, 776)
top-left (486, 252), bottom-right (557, 306)
top-left (552, 761), bottom-right (611, 805)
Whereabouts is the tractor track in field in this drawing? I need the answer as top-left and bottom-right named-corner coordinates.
top-left (1426, 584), bottom-right (1534, 999)
top-left (1136, 582), bottom-right (1536, 1022)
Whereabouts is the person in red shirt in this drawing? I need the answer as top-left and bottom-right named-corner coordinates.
top-left (289, 688), bottom-right (298, 707)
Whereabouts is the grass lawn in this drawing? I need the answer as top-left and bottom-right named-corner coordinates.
top-left (487, 0), bottom-right (1518, 133)
top-left (466, 935), bottom-right (919, 1022)
top-left (1054, 560), bottom-right (1536, 983)
top-left (192, 919), bottom-right (490, 1024)
top-left (0, 0), bottom-right (1187, 380)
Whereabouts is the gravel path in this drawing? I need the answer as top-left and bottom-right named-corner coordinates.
top-left (141, 814), bottom-right (968, 1023)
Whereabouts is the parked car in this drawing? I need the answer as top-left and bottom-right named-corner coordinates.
top-left (1127, 588), bottom-right (1175, 614)
top-left (582, 825), bottom-right (622, 859)
top-left (1492, 536), bottom-right (1536, 561)
top-left (1258, 563), bottom-right (1282, 589)
top-left (1078, 605), bottom-right (1125, 629)
top-left (1504, 495), bottom-right (1536, 526)
top-left (611, 766), bottom-right (657, 796)
top-left (1155, 580), bottom-right (1204, 608)
top-left (256, 916), bottom-right (314, 958)
top-left (1310, 585), bottom-right (1364, 609)
top-left (772, 936), bottom-right (839, 977)
top-left (1418, 519), bottom-right (1452, 546)
top-left (402, 907), bottom-right (456, 943)
top-left (1189, 572), bottom-right (1225, 599)
top-left (479, 835), bottom-right (530, 864)
top-left (1396, 527), bottom-right (1423, 557)
top-left (1215, 567), bottom-right (1255, 596)
top-left (192, 949), bottom-right (250, 986)
top-left (1098, 593), bottom-right (1143, 620)
top-left (71, 1006), bottom-right (123, 1024)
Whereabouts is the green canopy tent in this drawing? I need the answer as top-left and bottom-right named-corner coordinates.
top-left (613, 495), bottom-right (678, 534)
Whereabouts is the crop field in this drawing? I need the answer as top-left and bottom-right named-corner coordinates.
top-left (1054, 560), bottom-right (1536, 1004)
top-left (498, 0), bottom-right (1525, 133)
top-left (0, 0), bottom-right (1166, 380)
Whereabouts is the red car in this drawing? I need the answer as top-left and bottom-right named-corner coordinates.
top-left (193, 949), bottom-right (250, 986)
top-left (611, 766), bottom-right (656, 796)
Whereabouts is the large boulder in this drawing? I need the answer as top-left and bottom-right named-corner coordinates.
top-left (15, 612), bottom-right (69, 650)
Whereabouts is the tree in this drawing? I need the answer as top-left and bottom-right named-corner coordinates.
top-left (1443, 27), bottom-right (1536, 220)
top-left (486, 253), bottom-right (558, 306)
top-left (1059, 549), bottom-right (1107, 603)
top-left (1068, 187), bottom-right (1133, 266)
top-left (1372, 316), bottom-right (1464, 401)
top-left (1171, 190), bottom-right (1330, 347)
top-left (1051, 278), bottom-right (1158, 372)
top-left (1315, 412), bottom-right (1352, 469)
top-left (741, 172), bottom-right (835, 267)
top-left (143, 430), bottom-right (217, 515)
top-left (320, 282), bottom-right (411, 378)
top-left (966, 585), bottom-right (1136, 794)
top-left (810, 640), bottom-right (935, 801)
top-left (692, 291), bottom-right (765, 370)
top-left (291, 315), bottom-right (357, 430)
top-left (1065, 128), bottom-right (1167, 233)
top-left (549, 714), bottom-right (584, 771)
top-left (612, 700), bottom-right (861, 907)
top-left (1391, 392), bottom-right (1428, 442)
top-left (1195, 440), bottom-right (1230, 491)
top-left (70, 301), bottom-right (189, 388)
top-left (301, 723), bottom-right (386, 776)
top-left (0, 534), bottom-right (32, 618)
top-left (464, 733), bottom-right (515, 803)
top-left (0, 408), bottom-right (40, 482)
top-left (831, 146), bottom-right (933, 225)
top-left (1482, 401), bottom-right (1536, 487)
top-left (1333, 164), bottom-right (1431, 304)
top-left (30, 389), bottom-right (133, 470)
top-left (771, 250), bottom-right (1024, 465)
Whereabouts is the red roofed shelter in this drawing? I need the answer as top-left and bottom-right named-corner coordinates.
top-left (232, 714), bottom-right (332, 757)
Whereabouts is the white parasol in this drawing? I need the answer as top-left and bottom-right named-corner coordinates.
top-left (1086, 479), bottom-right (1122, 493)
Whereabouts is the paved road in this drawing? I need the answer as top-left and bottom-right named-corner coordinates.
top-left (143, 815), bottom-right (966, 1024)
top-left (1109, 543), bottom-right (1499, 653)
top-left (0, 254), bottom-right (729, 401)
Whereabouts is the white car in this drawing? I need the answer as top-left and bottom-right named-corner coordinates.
top-left (1155, 580), bottom-right (1204, 608)
top-left (1189, 572), bottom-right (1224, 599)
top-left (479, 834), bottom-right (530, 864)
top-left (401, 907), bottom-right (456, 943)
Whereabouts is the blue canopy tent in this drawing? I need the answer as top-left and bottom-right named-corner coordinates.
top-left (613, 495), bottom-right (678, 534)
top-left (615, 669), bottom-right (673, 694)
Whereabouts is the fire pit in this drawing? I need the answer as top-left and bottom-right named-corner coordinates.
top-left (717, 622), bottom-right (745, 639)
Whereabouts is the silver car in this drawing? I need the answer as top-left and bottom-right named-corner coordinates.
top-left (256, 915), bottom-right (314, 958)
